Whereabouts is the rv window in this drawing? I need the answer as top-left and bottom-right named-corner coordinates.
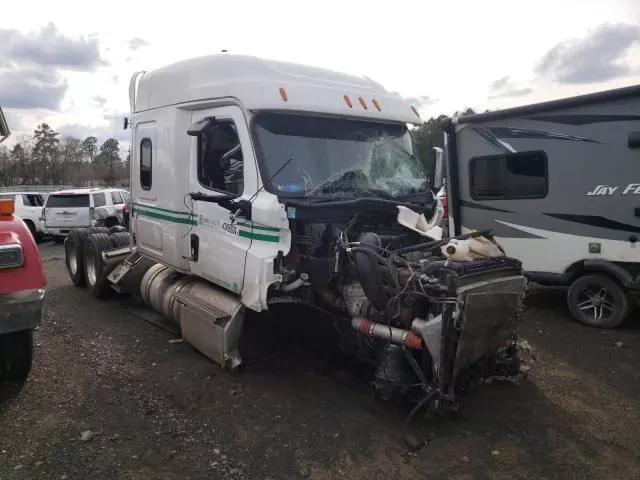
top-left (140, 138), bottom-right (152, 190)
top-left (198, 121), bottom-right (243, 195)
top-left (469, 151), bottom-right (547, 200)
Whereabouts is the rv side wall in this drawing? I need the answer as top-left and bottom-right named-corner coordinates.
top-left (451, 95), bottom-right (640, 277)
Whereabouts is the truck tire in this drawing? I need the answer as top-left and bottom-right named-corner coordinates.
top-left (23, 220), bottom-right (37, 239)
top-left (109, 232), bottom-right (130, 247)
top-left (65, 228), bottom-right (91, 287)
top-left (84, 233), bottom-right (113, 299)
top-left (104, 216), bottom-right (120, 228)
top-left (88, 226), bottom-right (110, 235)
top-left (0, 330), bottom-right (33, 383)
top-left (567, 274), bottom-right (630, 329)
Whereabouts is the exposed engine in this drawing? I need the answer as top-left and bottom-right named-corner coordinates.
top-left (270, 211), bottom-right (533, 441)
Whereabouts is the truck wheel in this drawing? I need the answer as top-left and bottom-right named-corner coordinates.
top-left (65, 228), bottom-right (91, 287)
top-left (567, 274), bottom-right (630, 329)
top-left (84, 233), bottom-right (113, 299)
top-left (88, 226), bottom-right (110, 235)
top-left (0, 330), bottom-right (33, 382)
top-left (24, 220), bottom-right (37, 239)
top-left (109, 232), bottom-right (130, 247)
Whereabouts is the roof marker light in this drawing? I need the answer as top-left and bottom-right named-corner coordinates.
top-left (358, 97), bottom-right (368, 110)
top-left (279, 88), bottom-right (288, 101)
top-left (411, 106), bottom-right (421, 119)
top-left (372, 99), bottom-right (381, 111)
top-left (343, 95), bottom-right (353, 108)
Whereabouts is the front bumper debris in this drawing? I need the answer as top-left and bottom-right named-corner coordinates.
top-left (0, 288), bottom-right (45, 334)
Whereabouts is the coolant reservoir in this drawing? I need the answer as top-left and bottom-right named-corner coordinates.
top-left (441, 236), bottom-right (504, 261)
top-left (467, 236), bottom-right (504, 258)
top-left (441, 239), bottom-right (471, 261)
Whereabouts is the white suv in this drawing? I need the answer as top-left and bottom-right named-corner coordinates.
top-left (43, 188), bottom-right (129, 242)
top-left (0, 192), bottom-right (46, 239)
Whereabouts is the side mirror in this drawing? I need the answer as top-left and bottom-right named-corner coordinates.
top-left (432, 146), bottom-right (444, 192)
top-left (187, 116), bottom-right (217, 136)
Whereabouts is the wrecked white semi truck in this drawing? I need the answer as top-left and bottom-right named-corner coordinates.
top-left (64, 54), bottom-right (532, 426)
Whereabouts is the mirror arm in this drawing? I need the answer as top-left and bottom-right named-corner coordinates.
top-left (432, 146), bottom-right (444, 192)
top-left (189, 193), bottom-right (252, 221)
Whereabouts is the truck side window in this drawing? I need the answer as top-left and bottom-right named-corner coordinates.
top-left (140, 138), bottom-right (152, 190)
top-left (198, 122), bottom-right (244, 195)
top-left (470, 151), bottom-right (548, 200)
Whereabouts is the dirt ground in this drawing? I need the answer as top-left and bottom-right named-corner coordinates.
top-left (1, 242), bottom-right (639, 480)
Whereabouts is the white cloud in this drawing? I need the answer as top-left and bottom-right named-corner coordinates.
top-left (0, 0), bottom-right (639, 147)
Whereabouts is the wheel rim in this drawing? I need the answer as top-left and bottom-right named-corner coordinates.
top-left (576, 286), bottom-right (616, 321)
top-left (68, 242), bottom-right (78, 275)
top-left (86, 248), bottom-right (97, 286)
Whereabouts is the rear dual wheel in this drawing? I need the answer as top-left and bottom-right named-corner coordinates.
top-left (65, 227), bottom-right (110, 287)
top-left (84, 231), bottom-right (131, 299)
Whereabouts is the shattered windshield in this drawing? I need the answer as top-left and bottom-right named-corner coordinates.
top-left (253, 113), bottom-right (429, 199)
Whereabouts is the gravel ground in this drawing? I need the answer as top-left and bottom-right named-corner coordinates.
top-left (1, 242), bottom-right (639, 480)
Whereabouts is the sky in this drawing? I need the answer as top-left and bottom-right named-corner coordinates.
top-left (1, 0), bottom-right (639, 156)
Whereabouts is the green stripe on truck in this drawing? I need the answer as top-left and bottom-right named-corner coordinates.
top-left (236, 221), bottom-right (280, 232)
top-left (132, 203), bottom-right (195, 217)
top-left (238, 230), bottom-right (279, 243)
top-left (133, 207), bottom-right (280, 242)
top-left (133, 207), bottom-right (198, 225)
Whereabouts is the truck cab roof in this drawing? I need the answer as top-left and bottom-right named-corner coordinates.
top-left (132, 54), bottom-right (422, 125)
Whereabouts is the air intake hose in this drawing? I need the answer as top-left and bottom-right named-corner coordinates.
top-left (352, 232), bottom-right (388, 311)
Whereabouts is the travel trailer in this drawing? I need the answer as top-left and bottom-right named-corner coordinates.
top-left (62, 54), bottom-right (532, 435)
top-left (442, 84), bottom-right (640, 328)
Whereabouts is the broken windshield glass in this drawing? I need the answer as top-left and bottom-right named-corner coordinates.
top-left (253, 113), bottom-right (429, 199)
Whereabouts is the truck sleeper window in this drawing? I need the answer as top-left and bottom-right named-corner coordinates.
top-left (198, 121), bottom-right (244, 195)
top-left (469, 151), bottom-right (548, 200)
top-left (140, 138), bottom-right (152, 190)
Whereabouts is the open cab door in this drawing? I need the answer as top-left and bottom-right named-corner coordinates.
top-left (0, 107), bottom-right (10, 143)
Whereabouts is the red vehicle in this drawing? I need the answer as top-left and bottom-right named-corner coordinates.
top-left (0, 194), bottom-right (46, 382)
top-left (0, 108), bottom-right (46, 383)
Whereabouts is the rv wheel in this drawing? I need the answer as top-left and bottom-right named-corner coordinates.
top-left (567, 274), bottom-right (630, 329)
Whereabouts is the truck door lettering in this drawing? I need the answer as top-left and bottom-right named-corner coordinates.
top-left (222, 222), bottom-right (238, 236)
